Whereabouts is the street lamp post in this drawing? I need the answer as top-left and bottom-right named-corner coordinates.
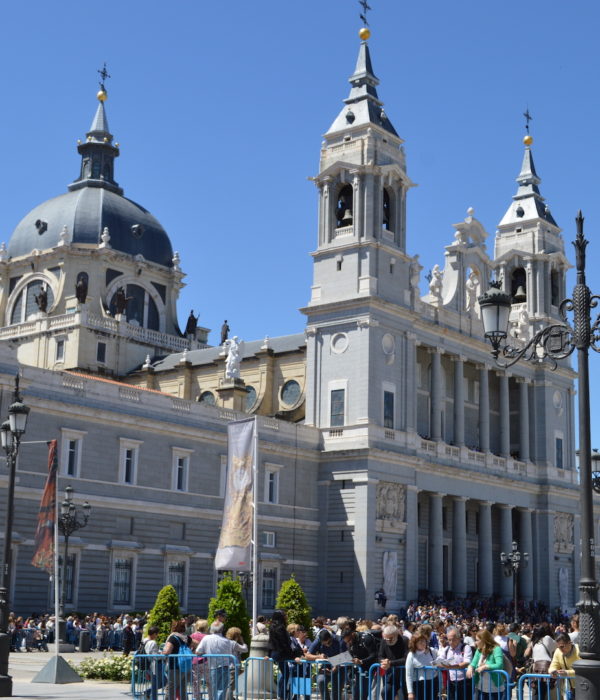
top-left (478, 211), bottom-right (600, 700)
top-left (500, 540), bottom-right (528, 623)
top-left (238, 571), bottom-right (252, 610)
top-left (57, 486), bottom-right (90, 645)
top-left (0, 375), bottom-right (29, 697)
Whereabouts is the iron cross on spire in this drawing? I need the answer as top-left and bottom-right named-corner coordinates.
top-left (523, 108), bottom-right (533, 133)
top-left (359, 0), bottom-right (372, 26)
top-left (97, 62), bottom-right (111, 91)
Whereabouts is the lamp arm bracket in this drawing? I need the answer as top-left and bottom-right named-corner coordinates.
top-left (495, 323), bottom-right (575, 369)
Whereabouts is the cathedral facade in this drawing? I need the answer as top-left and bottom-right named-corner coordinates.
top-left (0, 34), bottom-right (581, 619)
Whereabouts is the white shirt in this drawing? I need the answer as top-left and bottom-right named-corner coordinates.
top-left (197, 634), bottom-right (248, 667)
top-left (438, 642), bottom-right (472, 681)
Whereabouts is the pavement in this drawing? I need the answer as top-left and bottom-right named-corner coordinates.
top-left (9, 646), bottom-right (133, 699)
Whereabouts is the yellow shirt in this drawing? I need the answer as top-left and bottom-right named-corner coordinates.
top-left (548, 644), bottom-right (580, 688)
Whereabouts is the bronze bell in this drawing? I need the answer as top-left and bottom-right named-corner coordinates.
top-left (340, 209), bottom-right (353, 226)
top-left (513, 285), bottom-right (527, 303)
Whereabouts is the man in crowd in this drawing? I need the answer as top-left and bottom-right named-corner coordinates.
top-left (379, 624), bottom-right (407, 700)
top-left (437, 625), bottom-right (472, 700)
top-left (342, 621), bottom-right (377, 700)
top-left (305, 630), bottom-right (346, 700)
top-left (197, 621), bottom-right (247, 700)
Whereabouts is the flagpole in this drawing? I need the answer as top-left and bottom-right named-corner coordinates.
top-left (251, 416), bottom-right (258, 636)
top-left (54, 469), bottom-right (59, 658)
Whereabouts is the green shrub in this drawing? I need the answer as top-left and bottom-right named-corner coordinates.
top-left (147, 584), bottom-right (181, 644)
top-left (275, 575), bottom-right (312, 637)
top-left (70, 653), bottom-right (132, 681)
top-left (208, 573), bottom-right (251, 646)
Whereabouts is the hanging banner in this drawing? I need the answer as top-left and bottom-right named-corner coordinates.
top-left (31, 440), bottom-right (58, 574)
top-left (215, 418), bottom-right (255, 571)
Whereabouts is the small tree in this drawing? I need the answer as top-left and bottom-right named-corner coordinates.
top-left (147, 584), bottom-right (181, 644)
top-left (275, 575), bottom-right (312, 637)
top-left (208, 573), bottom-right (251, 647)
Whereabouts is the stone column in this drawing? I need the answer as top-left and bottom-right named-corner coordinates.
top-left (453, 357), bottom-right (465, 447)
top-left (478, 365), bottom-right (490, 452)
top-left (430, 349), bottom-right (443, 441)
top-left (322, 178), bottom-right (331, 244)
top-left (428, 493), bottom-right (444, 597)
top-left (478, 501), bottom-right (493, 597)
top-left (499, 504), bottom-right (514, 599)
top-left (351, 170), bottom-right (362, 238)
top-left (518, 379), bottom-right (530, 461)
top-left (499, 372), bottom-right (510, 457)
top-left (405, 486), bottom-right (419, 601)
top-left (452, 497), bottom-right (468, 598)
top-left (519, 508), bottom-right (534, 601)
top-left (405, 334), bottom-right (418, 433)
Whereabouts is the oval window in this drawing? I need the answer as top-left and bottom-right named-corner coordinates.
top-left (246, 385), bottom-right (257, 411)
top-left (281, 380), bottom-right (301, 407)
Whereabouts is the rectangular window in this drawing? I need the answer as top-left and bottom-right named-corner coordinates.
top-left (119, 439), bottom-right (141, 485)
top-left (220, 456), bottom-right (227, 497)
top-left (266, 470), bottom-right (279, 504)
top-left (97, 342), bottom-right (107, 363)
top-left (67, 440), bottom-right (77, 476)
top-left (171, 450), bottom-right (192, 492)
top-left (330, 389), bottom-right (345, 427)
top-left (383, 391), bottom-right (394, 429)
top-left (261, 567), bottom-right (277, 609)
top-left (262, 531), bottom-right (276, 548)
top-left (556, 437), bottom-right (564, 469)
top-left (56, 340), bottom-right (65, 363)
top-left (168, 561), bottom-right (186, 602)
top-left (113, 558), bottom-right (132, 606)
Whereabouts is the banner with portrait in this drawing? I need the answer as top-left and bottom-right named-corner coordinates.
top-left (214, 418), bottom-right (255, 571)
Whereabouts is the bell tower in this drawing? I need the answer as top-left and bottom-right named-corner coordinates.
top-left (308, 27), bottom-right (415, 310)
top-left (494, 129), bottom-right (570, 333)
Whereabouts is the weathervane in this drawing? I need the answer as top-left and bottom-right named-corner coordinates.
top-left (359, 0), bottom-right (372, 26)
top-left (97, 62), bottom-right (111, 92)
top-left (523, 108), bottom-right (533, 134)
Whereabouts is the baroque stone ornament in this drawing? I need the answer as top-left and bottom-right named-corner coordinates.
top-left (554, 513), bottom-right (574, 553)
top-left (376, 482), bottom-right (405, 529)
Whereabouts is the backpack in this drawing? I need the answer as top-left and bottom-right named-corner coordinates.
top-left (501, 648), bottom-right (516, 683)
top-left (134, 641), bottom-right (151, 672)
top-left (168, 635), bottom-right (193, 674)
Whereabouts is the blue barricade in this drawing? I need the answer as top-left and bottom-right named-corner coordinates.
top-left (517, 673), bottom-right (572, 700)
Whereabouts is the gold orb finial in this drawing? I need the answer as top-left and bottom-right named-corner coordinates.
top-left (359, 27), bottom-right (371, 40)
top-left (523, 134), bottom-right (533, 146)
top-left (97, 89), bottom-right (107, 102)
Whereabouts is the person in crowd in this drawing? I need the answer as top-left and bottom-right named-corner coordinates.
top-left (568, 615), bottom-right (579, 645)
top-left (466, 629), bottom-right (505, 700)
top-left (191, 619), bottom-right (210, 700)
top-left (122, 618), bottom-right (136, 656)
top-left (405, 631), bottom-right (439, 700)
top-left (305, 629), bottom-right (346, 700)
top-left (163, 618), bottom-right (194, 700)
top-left (493, 623), bottom-right (510, 652)
top-left (256, 616), bottom-right (267, 634)
top-left (525, 625), bottom-right (556, 700)
top-left (198, 621), bottom-right (247, 700)
top-left (140, 625), bottom-right (163, 700)
top-left (342, 621), bottom-right (378, 700)
top-left (379, 624), bottom-right (407, 700)
top-left (268, 610), bottom-right (295, 700)
top-left (225, 627), bottom-right (245, 700)
top-left (549, 633), bottom-right (579, 697)
top-left (508, 622), bottom-right (528, 674)
top-left (437, 625), bottom-right (472, 700)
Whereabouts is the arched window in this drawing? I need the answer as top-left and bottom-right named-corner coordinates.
top-left (109, 284), bottom-right (160, 330)
top-left (10, 279), bottom-right (54, 324)
top-left (335, 185), bottom-right (353, 228)
top-left (198, 391), bottom-right (216, 406)
top-left (511, 267), bottom-right (527, 301)
top-left (551, 269), bottom-right (560, 306)
top-left (383, 188), bottom-right (392, 230)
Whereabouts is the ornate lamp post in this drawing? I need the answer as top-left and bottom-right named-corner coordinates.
top-left (57, 486), bottom-right (90, 644)
top-left (479, 211), bottom-right (600, 700)
top-left (0, 375), bottom-right (29, 697)
top-left (500, 541), bottom-right (528, 623)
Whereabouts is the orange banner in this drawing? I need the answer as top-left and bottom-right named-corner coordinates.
top-left (31, 440), bottom-right (58, 574)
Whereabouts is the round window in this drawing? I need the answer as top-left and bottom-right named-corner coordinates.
top-left (281, 380), bottom-right (301, 407)
top-left (198, 391), bottom-right (216, 406)
top-left (246, 385), bottom-right (257, 411)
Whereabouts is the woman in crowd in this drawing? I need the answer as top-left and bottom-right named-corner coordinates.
top-left (466, 629), bottom-right (505, 700)
top-left (526, 625), bottom-right (556, 700)
top-left (191, 619), bottom-right (210, 700)
top-left (163, 618), bottom-right (194, 700)
top-left (549, 633), bottom-right (579, 699)
top-left (225, 627), bottom-right (245, 700)
top-left (268, 610), bottom-right (294, 700)
top-left (405, 631), bottom-right (439, 700)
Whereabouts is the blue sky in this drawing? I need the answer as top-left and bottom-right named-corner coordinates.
top-left (2, 0), bottom-right (600, 448)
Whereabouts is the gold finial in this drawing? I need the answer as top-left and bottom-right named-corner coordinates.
top-left (523, 134), bottom-right (533, 146)
top-left (97, 89), bottom-right (107, 102)
top-left (358, 0), bottom-right (371, 40)
top-left (359, 27), bottom-right (371, 40)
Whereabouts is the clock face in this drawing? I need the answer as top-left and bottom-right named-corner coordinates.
top-left (198, 391), bottom-right (216, 406)
top-left (281, 380), bottom-right (301, 407)
top-left (246, 385), bottom-right (257, 411)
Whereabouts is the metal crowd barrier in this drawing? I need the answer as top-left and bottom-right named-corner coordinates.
top-left (518, 674), bottom-right (573, 700)
top-left (133, 656), bottom-right (574, 700)
top-left (132, 652), bottom-right (239, 700)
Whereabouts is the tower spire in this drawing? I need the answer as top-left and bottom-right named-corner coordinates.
top-left (497, 127), bottom-right (556, 228)
top-left (69, 67), bottom-right (122, 195)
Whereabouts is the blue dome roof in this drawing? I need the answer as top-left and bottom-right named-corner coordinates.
top-left (8, 186), bottom-right (174, 267)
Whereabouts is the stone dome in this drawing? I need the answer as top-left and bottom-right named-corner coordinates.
top-left (8, 186), bottom-right (174, 267)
